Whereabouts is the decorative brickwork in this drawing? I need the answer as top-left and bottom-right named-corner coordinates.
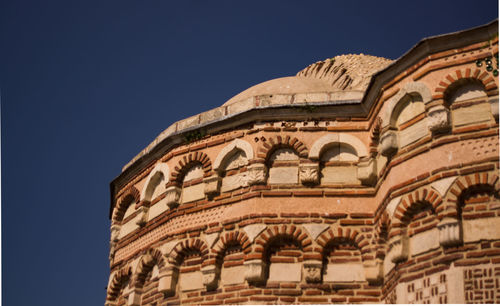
top-left (107, 21), bottom-right (500, 304)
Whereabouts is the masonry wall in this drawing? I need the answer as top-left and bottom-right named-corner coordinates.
top-left (106, 35), bottom-right (499, 305)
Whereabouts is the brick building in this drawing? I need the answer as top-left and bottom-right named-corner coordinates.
top-left (106, 20), bottom-right (499, 304)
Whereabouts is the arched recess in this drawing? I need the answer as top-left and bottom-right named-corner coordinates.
top-left (213, 140), bottom-right (253, 192)
top-left (434, 68), bottom-right (497, 100)
top-left (112, 187), bottom-right (140, 224)
top-left (212, 231), bottom-right (251, 287)
top-left (445, 171), bottom-right (500, 244)
top-left (130, 249), bottom-right (167, 305)
top-left (106, 265), bottom-right (132, 305)
top-left (309, 133), bottom-right (368, 160)
top-left (253, 225), bottom-right (312, 283)
top-left (166, 238), bottom-right (210, 295)
top-left (140, 163), bottom-right (170, 203)
top-left (317, 227), bottom-right (370, 283)
top-left (260, 136), bottom-right (307, 185)
top-left (379, 82), bottom-right (432, 156)
top-left (170, 152), bottom-right (212, 204)
top-left (389, 187), bottom-right (442, 262)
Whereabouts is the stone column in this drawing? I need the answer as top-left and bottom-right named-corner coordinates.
top-left (157, 266), bottom-right (178, 297)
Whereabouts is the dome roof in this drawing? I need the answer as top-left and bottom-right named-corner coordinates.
top-left (223, 54), bottom-right (393, 106)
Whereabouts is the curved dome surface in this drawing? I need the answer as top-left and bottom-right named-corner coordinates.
top-left (223, 54), bottom-right (393, 106)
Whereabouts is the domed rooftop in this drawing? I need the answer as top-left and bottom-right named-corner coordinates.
top-left (223, 54), bottom-right (393, 106)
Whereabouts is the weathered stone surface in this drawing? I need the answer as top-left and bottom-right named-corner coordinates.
top-left (179, 270), bottom-right (204, 292)
top-left (158, 268), bottom-right (178, 295)
top-left (244, 259), bottom-right (266, 283)
top-left (324, 263), bottom-right (365, 282)
top-left (489, 96), bottom-right (499, 121)
top-left (135, 206), bottom-right (149, 226)
top-left (269, 263), bottom-right (301, 282)
top-left (181, 183), bottom-right (205, 203)
top-left (452, 103), bottom-right (492, 127)
top-left (204, 232), bottom-right (219, 248)
top-left (410, 228), bottom-right (439, 255)
top-left (147, 198), bottom-right (167, 222)
top-left (357, 157), bottom-right (377, 185)
top-left (388, 236), bottom-right (408, 263)
top-left (246, 163), bottom-right (267, 185)
top-left (242, 224), bottom-right (266, 243)
top-left (201, 265), bottom-right (219, 290)
top-left (221, 173), bottom-right (248, 192)
top-left (321, 166), bottom-right (358, 184)
top-left (302, 224), bottom-right (329, 240)
top-left (110, 224), bottom-right (121, 242)
top-left (269, 167), bottom-right (298, 184)
top-left (463, 217), bottom-right (500, 242)
top-left (363, 260), bottom-right (383, 283)
top-left (398, 118), bottom-right (428, 148)
top-left (221, 266), bottom-right (245, 286)
top-left (431, 176), bottom-right (457, 197)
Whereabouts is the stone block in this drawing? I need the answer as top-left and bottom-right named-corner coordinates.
top-left (452, 102), bottom-right (492, 127)
top-left (388, 236), bottom-right (408, 263)
top-left (135, 206), bottom-right (149, 227)
top-left (269, 167), bottom-right (298, 185)
top-left (302, 224), bottom-right (329, 240)
top-left (176, 114), bottom-right (200, 132)
top-left (201, 265), bottom-right (219, 290)
top-left (179, 270), bottom-right (204, 292)
top-left (199, 107), bottom-right (224, 125)
top-left (181, 183), bottom-right (205, 203)
top-left (489, 97), bottom-right (499, 121)
top-left (294, 93), bottom-right (329, 103)
top-left (398, 118), bottom-right (427, 148)
top-left (127, 288), bottom-right (142, 306)
top-left (242, 224), bottom-right (266, 243)
top-left (221, 265), bottom-right (245, 285)
top-left (363, 260), bottom-right (383, 284)
top-left (437, 218), bottom-right (461, 247)
top-left (158, 268), bottom-right (178, 296)
top-left (463, 217), bottom-right (500, 242)
top-left (269, 263), bottom-right (301, 282)
top-left (427, 105), bottom-right (450, 133)
top-left (110, 224), bottom-right (121, 242)
top-left (299, 163), bottom-right (319, 185)
top-left (324, 263), bottom-right (365, 282)
top-left (356, 157), bottom-right (377, 186)
top-left (147, 198), bottom-right (167, 222)
top-left (321, 166), bottom-right (358, 184)
top-left (164, 186), bottom-right (181, 209)
top-left (203, 175), bottom-right (221, 196)
top-left (379, 130), bottom-right (398, 157)
top-left (227, 97), bottom-right (255, 115)
top-left (258, 94), bottom-right (291, 106)
top-left (118, 216), bottom-right (140, 239)
top-left (221, 173), bottom-right (248, 192)
top-left (410, 227), bottom-right (439, 256)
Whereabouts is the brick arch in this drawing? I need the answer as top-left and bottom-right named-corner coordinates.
top-left (168, 238), bottom-right (210, 265)
top-left (317, 227), bottom-right (370, 256)
top-left (445, 171), bottom-right (499, 218)
top-left (253, 225), bottom-right (312, 259)
top-left (113, 186), bottom-right (140, 223)
top-left (133, 248), bottom-right (167, 288)
top-left (212, 230), bottom-right (251, 259)
top-left (106, 265), bottom-right (132, 302)
top-left (257, 135), bottom-right (309, 162)
top-left (392, 187), bottom-right (443, 225)
top-left (170, 152), bottom-right (212, 183)
top-left (434, 68), bottom-right (497, 101)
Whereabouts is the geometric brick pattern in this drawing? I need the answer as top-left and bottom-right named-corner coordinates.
top-left (464, 266), bottom-right (500, 303)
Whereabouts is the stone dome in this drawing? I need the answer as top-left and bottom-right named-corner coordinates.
top-left (223, 54), bottom-right (393, 106)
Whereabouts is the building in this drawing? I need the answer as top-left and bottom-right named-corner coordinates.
top-left (106, 20), bottom-right (499, 304)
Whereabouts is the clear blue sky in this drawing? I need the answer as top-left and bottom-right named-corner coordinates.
top-left (1, 1), bottom-right (497, 305)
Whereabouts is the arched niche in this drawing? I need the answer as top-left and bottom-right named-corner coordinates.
top-left (445, 79), bottom-right (492, 128)
top-left (215, 142), bottom-right (251, 192)
top-left (320, 142), bottom-right (360, 185)
top-left (267, 147), bottom-right (300, 185)
top-left (140, 163), bottom-right (170, 202)
top-left (180, 162), bottom-right (205, 203)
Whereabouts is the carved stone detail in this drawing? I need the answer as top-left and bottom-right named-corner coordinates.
top-left (388, 235), bottom-right (408, 263)
top-left (246, 164), bottom-right (267, 185)
top-left (437, 218), bottom-right (461, 247)
top-left (364, 259), bottom-right (383, 284)
top-left (303, 260), bottom-right (322, 283)
top-left (203, 175), bottom-right (221, 196)
top-left (126, 288), bottom-right (142, 306)
top-left (379, 130), bottom-right (398, 157)
top-left (427, 105), bottom-right (450, 133)
top-left (110, 224), bottom-right (121, 243)
top-left (244, 259), bottom-right (266, 283)
top-left (357, 157), bottom-right (377, 185)
top-left (158, 267), bottom-right (178, 296)
top-left (299, 163), bottom-right (319, 185)
top-left (164, 186), bottom-right (181, 209)
top-left (135, 206), bottom-right (149, 227)
top-left (201, 265), bottom-right (219, 290)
